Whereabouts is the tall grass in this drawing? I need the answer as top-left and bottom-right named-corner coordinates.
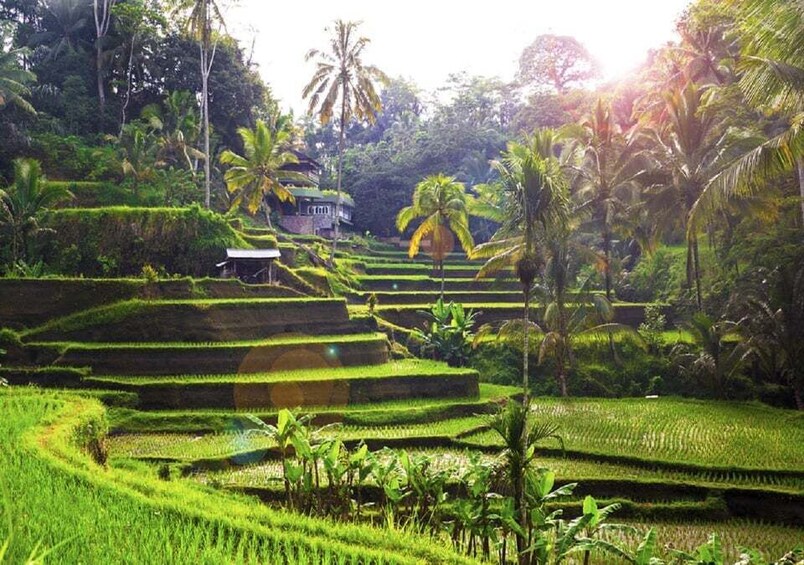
top-left (0, 389), bottom-right (477, 564)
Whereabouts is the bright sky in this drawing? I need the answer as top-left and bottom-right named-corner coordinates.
top-left (227, 0), bottom-right (692, 114)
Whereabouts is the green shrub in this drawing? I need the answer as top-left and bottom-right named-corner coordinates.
top-left (38, 206), bottom-right (247, 277)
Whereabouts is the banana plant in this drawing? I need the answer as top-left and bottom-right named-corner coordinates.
top-left (244, 410), bottom-right (312, 509)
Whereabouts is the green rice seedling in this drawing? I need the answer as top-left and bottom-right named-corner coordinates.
top-left (460, 397), bottom-right (804, 472)
top-left (0, 388), bottom-right (480, 564)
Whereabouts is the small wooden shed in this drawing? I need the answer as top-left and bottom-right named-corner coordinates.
top-left (217, 248), bottom-right (281, 284)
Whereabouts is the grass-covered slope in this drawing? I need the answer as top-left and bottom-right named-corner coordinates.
top-left (23, 298), bottom-right (356, 342)
top-left (0, 278), bottom-right (301, 329)
top-left (86, 359), bottom-right (480, 410)
top-left (36, 333), bottom-right (390, 376)
top-left (0, 388), bottom-right (477, 564)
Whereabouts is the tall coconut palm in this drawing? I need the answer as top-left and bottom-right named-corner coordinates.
top-left (0, 43), bottom-right (35, 114)
top-left (572, 99), bottom-right (644, 299)
top-left (302, 20), bottom-right (387, 265)
top-left (472, 131), bottom-right (570, 402)
top-left (690, 0), bottom-right (804, 229)
top-left (173, 0), bottom-right (226, 209)
top-left (396, 174), bottom-right (474, 300)
top-left (0, 159), bottom-right (73, 264)
top-left (646, 83), bottom-right (731, 309)
top-left (219, 120), bottom-right (304, 227)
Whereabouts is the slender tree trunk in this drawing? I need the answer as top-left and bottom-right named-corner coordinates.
top-left (201, 43), bottom-right (211, 208)
top-left (120, 36), bottom-right (136, 138)
top-left (603, 230), bottom-right (612, 301)
top-left (440, 260), bottom-right (445, 301)
top-left (523, 286), bottom-right (530, 404)
top-left (96, 43), bottom-right (105, 129)
top-left (331, 91), bottom-right (347, 267)
top-left (797, 156), bottom-right (804, 228)
top-left (693, 236), bottom-right (702, 310)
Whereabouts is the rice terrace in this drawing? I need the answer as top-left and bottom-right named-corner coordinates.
top-left (0, 0), bottom-right (802, 563)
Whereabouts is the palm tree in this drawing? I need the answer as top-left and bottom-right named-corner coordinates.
top-left (173, 0), bottom-right (226, 209)
top-left (537, 233), bottom-right (643, 396)
top-left (646, 83), bottom-right (730, 309)
top-left (219, 120), bottom-right (304, 227)
top-left (302, 20), bottom-right (387, 265)
top-left (487, 400), bottom-right (562, 565)
top-left (396, 174), bottom-right (474, 299)
top-left (673, 312), bottom-right (747, 400)
top-left (472, 131), bottom-right (570, 402)
top-left (142, 90), bottom-right (204, 172)
top-left (572, 99), bottom-right (644, 299)
top-left (0, 42), bottom-right (35, 114)
top-left (735, 266), bottom-right (804, 410)
top-left (690, 0), bottom-right (804, 228)
top-left (0, 159), bottom-right (73, 264)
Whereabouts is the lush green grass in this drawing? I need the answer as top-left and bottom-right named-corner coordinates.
top-left (107, 383), bottom-right (518, 433)
top-left (23, 297), bottom-right (346, 340)
top-left (33, 332), bottom-right (388, 351)
top-left (461, 398), bottom-right (804, 472)
top-left (616, 520), bottom-right (802, 562)
top-left (0, 388), bottom-right (477, 564)
top-left (88, 359), bottom-right (476, 386)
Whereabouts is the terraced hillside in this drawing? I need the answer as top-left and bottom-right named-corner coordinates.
top-left (2, 243), bottom-right (803, 561)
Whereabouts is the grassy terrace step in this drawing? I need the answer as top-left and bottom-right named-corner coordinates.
top-left (363, 264), bottom-right (496, 278)
top-left (462, 398), bottom-right (804, 473)
top-left (108, 383), bottom-right (519, 432)
top-left (357, 276), bottom-right (520, 292)
top-left (23, 298), bottom-right (361, 342)
top-left (0, 277), bottom-right (301, 329)
top-left (341, 253), bottom-right (483, 266)
top-left (345, 290), bottom-right (609, 305)
top-left (347, 290), bottom-right (526, 304)
top-left (368, 303), bottom-right (662, 328)
top-left (39, 333), bottom-right (390, 376)
top-left (86, 359), bottom-right (480, 410)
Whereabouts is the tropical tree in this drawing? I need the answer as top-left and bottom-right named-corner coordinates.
top-left (0, 41), bottom-right (35, 114)
top-left (219, 119), bottom-right (304, 227)
top-left (396, 174), bottom-right (474, 299)
top-left (487, 400), bottom-right (563, 565)
top-left (173, 0), bottom-right (226, 209)
top-left (302, 19), bottom-right (387, 265)
top-left (734, 265), bottom-right (804, 410)
top-left (673, 312), bottom-right (748, 399)
top-left (0, 159), bottom-right (72, 264)
top-left (572, 99), bottom-right (644, 299)
top-left (142, 90), bottom-right (204, 172)
top-left (536, 233), bottom-right (644, 397)
top-left (471, 131), bottom-right (570, 401)
top-left (645, 82), bottom-right (730, 309)
top-left (690, 0), bottom-right (804, 228)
